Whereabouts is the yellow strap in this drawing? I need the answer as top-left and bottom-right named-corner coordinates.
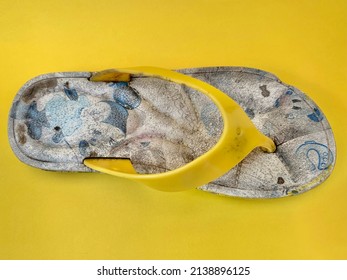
top-left (84, 66), bottom-right (276, 191)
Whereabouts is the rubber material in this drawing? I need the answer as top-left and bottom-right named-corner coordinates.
top-left (84, 67), bottom-right (276, 191)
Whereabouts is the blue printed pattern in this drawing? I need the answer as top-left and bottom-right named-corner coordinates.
top-left (296, 140), bottom-right (333, 171)
top-left (63, 82), bottom-right (78, 101)
top-left (46, 95), bottom-right (90, 142)
top-left (101, 82), bottom-right (141, 134)
top-left (307, 108), bottom-right (324, 122)
top-left (79, 140), bottom-right (90, 156)
top-left (25, 101), bottom-right (49, 140)
top-left (274, 88), bottom-right (324, 123)
top-left (17, 81), bottom-right (141, 156)
top-left (274, 88), bottom-right (297, 108)
top-left (101, 100), bottom-right (129, 134)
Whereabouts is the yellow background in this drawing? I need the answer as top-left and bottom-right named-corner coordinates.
top-left (0, 0), bottom-right (346, 259)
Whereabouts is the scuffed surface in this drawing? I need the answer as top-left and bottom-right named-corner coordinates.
top-left (8, 67), bottom-right (336, 198)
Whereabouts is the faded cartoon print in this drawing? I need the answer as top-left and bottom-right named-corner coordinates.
top-left (13, 80), bottom-right (141, 157)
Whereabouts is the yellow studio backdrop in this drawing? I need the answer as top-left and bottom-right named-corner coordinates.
top-left (0, 0), bottom-right (346, 259)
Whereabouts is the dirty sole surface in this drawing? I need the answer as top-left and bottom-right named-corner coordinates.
top-left (8, 67), bottom-right (335, 198)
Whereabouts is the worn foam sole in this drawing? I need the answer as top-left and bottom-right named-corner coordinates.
top-left (8, 67), bottom-right (336, 198)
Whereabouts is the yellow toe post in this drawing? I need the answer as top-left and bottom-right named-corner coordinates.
top-left (84, 66), bottom-right (276, 192)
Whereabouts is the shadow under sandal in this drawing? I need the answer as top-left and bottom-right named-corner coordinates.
top-left (8, 66), bottom-right (335, 198)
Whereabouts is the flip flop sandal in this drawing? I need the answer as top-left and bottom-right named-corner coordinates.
top-left (8, 67), bottom-right (336, 198)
